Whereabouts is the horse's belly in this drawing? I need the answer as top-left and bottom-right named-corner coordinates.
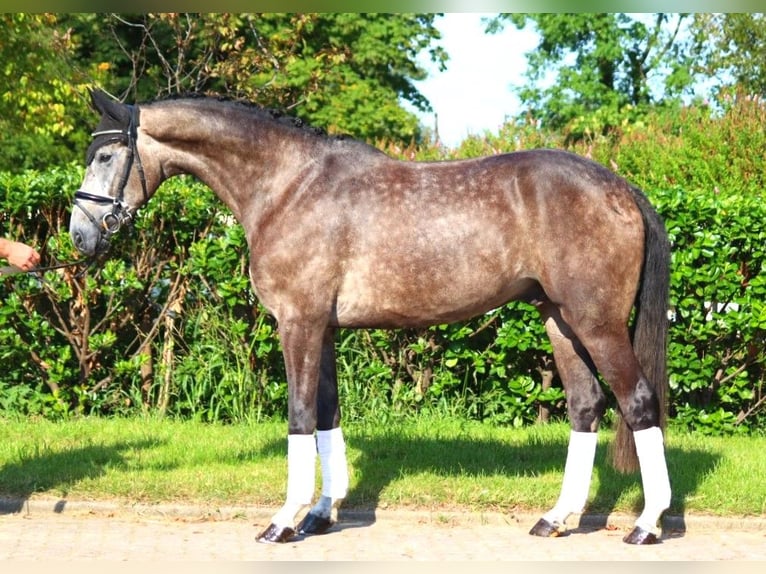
top-left (333, 272), bottom-right (537, 329)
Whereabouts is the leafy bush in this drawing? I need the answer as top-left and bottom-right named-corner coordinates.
top-left (1, 96), bottom-right (764, 435)
top-left (660, 188), bottom-right (765, 434)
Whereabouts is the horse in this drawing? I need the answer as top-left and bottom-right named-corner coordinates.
top-left (69, 89), bottom-right (672, 546)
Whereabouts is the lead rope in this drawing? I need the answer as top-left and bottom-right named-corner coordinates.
top-left (1, 255), bottom-right (97, 280)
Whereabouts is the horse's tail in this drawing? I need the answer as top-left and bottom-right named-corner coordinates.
top-left (611, 186), bottom-right (671, 473)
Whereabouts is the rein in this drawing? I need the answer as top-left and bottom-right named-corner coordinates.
top-left (73, 103), bottom-right (148, 246)
top-left (1, 255), bottom-right (97, 279)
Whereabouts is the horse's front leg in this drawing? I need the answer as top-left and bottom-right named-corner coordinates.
top-left (297, 327), bottom-right (350, 536)
top-left (256, 318), bottom-right (327, 544)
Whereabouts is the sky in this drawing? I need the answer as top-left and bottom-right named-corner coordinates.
top-left (409, 13), bottom-right (540, 148)
top-left (412, 13), bottom-right (721, 148)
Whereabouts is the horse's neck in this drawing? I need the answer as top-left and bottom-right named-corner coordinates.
top-left (142, 103), bottom-right (318, 221)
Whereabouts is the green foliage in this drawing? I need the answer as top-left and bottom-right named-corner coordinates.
top-left (335, 309), bottom-right (563, 429)
top-left (254, 13), bottom-right (446, 143)
top-left (693, 14), bottom-right (766, 98)
top-left (0, 14), bottom-right (93, 171)
top-left (1, 13), bottom-right (445, 170)
top-left (660, 189), bottom-right (765, 435)
top-left (1, 95), bottom-right (765, 437)
top-left (485, 12), bottom-right (766, 146)
top-left (3, 12), bottom-right (766, 438)
top-left (170, 305), bottom-right (285, 423)
top-left (56, 13), bottom-right (445, 145)
top-left (487, 14), bottom-right (700, 140)
top-left (573, 96), bottom-right (766, 434)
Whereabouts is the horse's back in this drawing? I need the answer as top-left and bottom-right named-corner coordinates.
top-left (327, 148), bottom-right (645, 328)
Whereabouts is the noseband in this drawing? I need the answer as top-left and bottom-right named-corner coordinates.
top-left (74, 104), bottom-right (148, 246)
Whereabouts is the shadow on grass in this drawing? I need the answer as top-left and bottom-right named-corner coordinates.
top-left (322, 431), bottom-right (721, 537)
top-left (0, 439), bottom-right (168, 515)
top-left (0, 424), bottom-right (719, 541)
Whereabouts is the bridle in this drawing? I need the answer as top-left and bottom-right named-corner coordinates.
top-left (3, 104), bottom-right (149, 281)
top-left (73, 103), bottom-right (148, 247)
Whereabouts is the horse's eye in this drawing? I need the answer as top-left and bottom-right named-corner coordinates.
top-left (98, 152), bottom-right (112, 163)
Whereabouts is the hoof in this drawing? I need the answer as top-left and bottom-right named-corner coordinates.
top-left (297, 511), bottom-right (335, 535)
top-left (623, 526), bottom-right (660, 545)
top-left (529, 518), bottom-right (566, 538)
top-left (256, 523), bottom-right (296, 544)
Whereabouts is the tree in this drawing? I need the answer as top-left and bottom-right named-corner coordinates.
top-left (0, 14), bottom-right (92, 171)
top-left (487, 13), bottom-right (697, 139)
top-left (691, 13), bottom-right (766, 99)
top-left (0, 13), bottom-right (446, 171)
top-left (59, 13), bottom-right (447, 144)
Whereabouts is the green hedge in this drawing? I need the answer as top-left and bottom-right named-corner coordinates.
top-left (1, 100), bottom-right (764, 435)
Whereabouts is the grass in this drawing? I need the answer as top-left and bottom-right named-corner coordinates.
top-left (0, 415), bottom-right (764, 519)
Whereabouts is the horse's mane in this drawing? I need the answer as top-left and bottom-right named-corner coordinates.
top-left (146, 92), bottom-right (350, 142)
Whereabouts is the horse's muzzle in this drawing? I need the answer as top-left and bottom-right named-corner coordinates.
top-left (70, 214), bottom-right (111, 257)
top-left (71, 229), bottom-right (110, 256)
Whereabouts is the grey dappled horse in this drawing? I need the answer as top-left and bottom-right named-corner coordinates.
top-left (70, 89), bottom-right (672, 545)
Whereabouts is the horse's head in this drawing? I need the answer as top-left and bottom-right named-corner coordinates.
top-left (70, 89), bottom-right (149, 256)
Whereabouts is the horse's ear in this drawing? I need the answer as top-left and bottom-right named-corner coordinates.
top-left (89, 89), bottom-right (110, 113)
top-left (88, 88), bottom-right (131, 124)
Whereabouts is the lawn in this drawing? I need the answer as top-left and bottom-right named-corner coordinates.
top-left (0, 415), bottom-right (764, 519)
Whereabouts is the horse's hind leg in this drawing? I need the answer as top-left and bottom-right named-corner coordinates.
top-left (297, 327), bottom-right (350, 536)
top-left (530, 303), bottom-right (606, 538)
top-left (574, 322), bottom-right (671, 544)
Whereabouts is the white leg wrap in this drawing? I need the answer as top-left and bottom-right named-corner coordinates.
top-left (271, 433), bottom-right (317, 528)
top-left (317, 427), bottom-right (349, 501)
top-left (542, 431), bottom-right (598, 527)
top-left (307, 427), bottom-right (349, 521)
top-left (633, 426), bottom-right (671, 533)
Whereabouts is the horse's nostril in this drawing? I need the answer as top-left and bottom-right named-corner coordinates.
top-left (73, 231), bottom-right (83, 249)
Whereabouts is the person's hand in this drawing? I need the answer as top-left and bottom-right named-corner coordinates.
top-left (6, 241), bottom-right (41, 271)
